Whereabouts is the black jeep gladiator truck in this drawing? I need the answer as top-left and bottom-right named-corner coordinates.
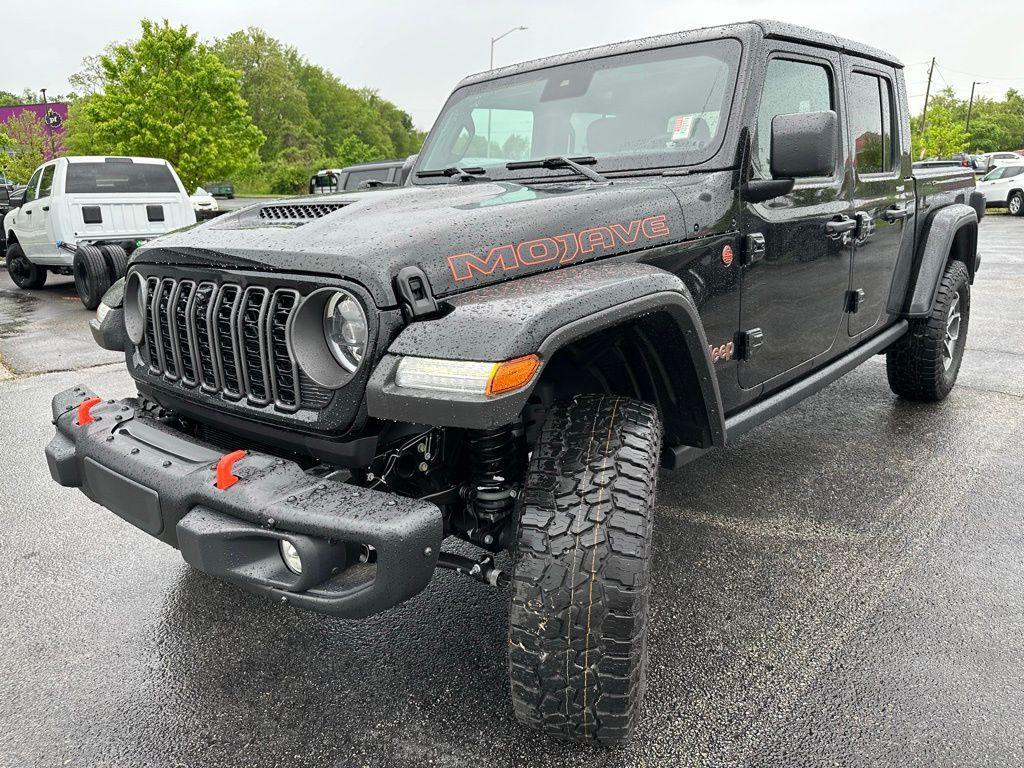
top-left (46, 21), bottom-right (981, 746)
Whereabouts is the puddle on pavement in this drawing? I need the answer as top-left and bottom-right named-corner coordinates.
top-left (0, 289), bottom-right (42, 338)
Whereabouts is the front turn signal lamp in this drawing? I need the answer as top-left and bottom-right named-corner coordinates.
top-left (395, 354), bottom-right (541, 397)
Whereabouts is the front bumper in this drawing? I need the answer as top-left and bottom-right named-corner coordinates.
top-left (45, 385), bottom-right (443, 618)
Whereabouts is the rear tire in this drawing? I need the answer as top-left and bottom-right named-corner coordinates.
top-left (5, 243), bottom-right (47, 289)
top-left (73, 245), bottom-right (111, 310)
top-left (509, 395), bottom-right (662, 746)
top-left (1008, 191), bottom-right (1023, 216)
top-left (886, 259), bottom-right (970, 402)
top-left (99, 244), bottom-right (128, 282)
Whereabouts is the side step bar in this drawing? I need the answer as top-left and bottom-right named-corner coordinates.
top-left (666, 320), bottom-right (909, 469)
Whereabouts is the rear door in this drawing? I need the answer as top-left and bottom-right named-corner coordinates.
top-left (738, 47), bottom-right (854, 389)
top-left (843, 56), bottom-right (912, 336)
top-left (31, 162), bottom-right (62, 261)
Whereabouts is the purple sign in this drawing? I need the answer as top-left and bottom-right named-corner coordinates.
top-left (0, 102), bottom-right (68, 133)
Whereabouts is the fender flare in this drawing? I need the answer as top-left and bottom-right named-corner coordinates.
top-left (905, 203), bottom-right (977, 317)
top-left (366, 262), bottom-right (725, 444)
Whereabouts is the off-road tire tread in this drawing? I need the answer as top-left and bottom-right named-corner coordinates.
top-left (509, 394), bottom-right (662, 746)
top-left (886, 259), bottom-right (970, 401)
top-left (73, 245), bottom-right (111, 310)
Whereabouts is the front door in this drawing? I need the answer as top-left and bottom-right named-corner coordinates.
top-left (739, 48), bottom-right (854, 389)
top-left (843, 57), bottom-right (911, 336)
top-left (15, 166), bottom-right (44, 256)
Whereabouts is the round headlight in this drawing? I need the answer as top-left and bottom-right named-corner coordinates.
top-left (324, 290), bottom-right (367, 373)
top-left (123, 271), bottom-right (147, 345)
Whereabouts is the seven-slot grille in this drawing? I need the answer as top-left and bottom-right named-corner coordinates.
top-left (142, 277), bottom-right (321, 412)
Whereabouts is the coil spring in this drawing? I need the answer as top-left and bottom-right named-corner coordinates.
top-left (467, 425), bottom-right (523, 521)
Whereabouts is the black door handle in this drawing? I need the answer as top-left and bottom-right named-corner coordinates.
top-left (882, 206), bottom-right (911, 222)
top-left (24, 209), bottom-right (32, 215)
top-left (42, 205), bottom-right (49, 212)
top-left (825, 216), bottom-right (857, 236)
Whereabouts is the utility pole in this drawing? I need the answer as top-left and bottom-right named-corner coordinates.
top-left (41, 87), bottom-right (55, 158)
top-left (918, 57), bottom-right (935, 159)
top-left (966, 80), bottom-right (986, 134)
top-left (486, 26), bottom-right (527, 158)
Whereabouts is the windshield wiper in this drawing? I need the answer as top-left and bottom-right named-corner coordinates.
top-left (505, 156), bottom-right (609, 183)
top-left (414, 166), bottom-right (488, 181)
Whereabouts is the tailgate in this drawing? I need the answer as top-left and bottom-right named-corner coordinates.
top-left (66, 193), bottom-right (194, 239)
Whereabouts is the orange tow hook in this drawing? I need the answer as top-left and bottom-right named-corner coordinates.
top-left (76, 397), bottom-right (103, 426)
top-left (215, 450), bottom-right (247, 490)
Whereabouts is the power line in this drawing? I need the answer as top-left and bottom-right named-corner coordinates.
top-left (935, 63), bottom-right (1024, 82)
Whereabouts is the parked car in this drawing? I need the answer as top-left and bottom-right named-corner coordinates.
top-left (308, 159), bottom-right (406, 194)
top-left (949, 152), bottom-right (980, 170)
top-left (189, 187), bottom-right (220, 219)
top-left (976, 164), bottom-right (1024, 214)
top-left (50, 21), bottom-right (981, 746)
top-left (975, 152), bottom-right (1023, 174)
top-left (3, 156), bottom-right (196, 308)
top-left (204, 180), bottom-right (234, 198)
top-left (0, 183), bottom-right (25, 256)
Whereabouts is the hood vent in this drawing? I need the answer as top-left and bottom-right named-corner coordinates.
top-left (258, 202), bottom-right (349, 221)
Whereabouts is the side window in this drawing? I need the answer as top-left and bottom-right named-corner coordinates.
top-left (24, 167), bottom-right (43, 203)
top-left (1005, 167), bottom-right (1024, 179)
top-left (755, 59), bottom-right (833, 177)
top-left (38, 164), bottom-right (56, 198)
top-left (848, 72), bottom-right (895, 174)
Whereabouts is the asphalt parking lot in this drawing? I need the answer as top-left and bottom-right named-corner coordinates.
top-left (1, 215), bottom-right (1022, 768)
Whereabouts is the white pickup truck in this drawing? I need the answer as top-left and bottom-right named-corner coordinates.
top-left (3, 156), bottom-right (196, 308)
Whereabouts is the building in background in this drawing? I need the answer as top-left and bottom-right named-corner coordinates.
top-left (0, 101), bottom-right (68, 134)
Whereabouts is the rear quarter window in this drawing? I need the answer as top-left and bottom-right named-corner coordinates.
top-left (65, 162), bottom-right (180, 194)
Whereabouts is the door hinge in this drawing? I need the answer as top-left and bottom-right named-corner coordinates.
top-left (394, 265), bottom-right (439, 321)
top-left (736, 328), bottom-right (765, 361)
top-left (742, 232), bottom-right (766, 265)
top-left (846, 288), bottom-right (865, 314)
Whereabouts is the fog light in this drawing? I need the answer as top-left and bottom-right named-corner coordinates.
top-left (280, 539), bottom-right (302, 574)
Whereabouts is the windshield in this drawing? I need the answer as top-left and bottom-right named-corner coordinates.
top-left (65, 162), bottom-right (180, 194)
top-left (415, 38), bottom-right (742, 181)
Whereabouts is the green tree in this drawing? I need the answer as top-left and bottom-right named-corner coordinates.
top-left (0, 112), bottom-right (59, 182)
top-left (213, 28), bottom-right (320, 164)
top-left (64, 20), bottom-right (264, 189)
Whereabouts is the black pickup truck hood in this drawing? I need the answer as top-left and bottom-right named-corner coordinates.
top-left (134, 179), bottom-right (689, 307)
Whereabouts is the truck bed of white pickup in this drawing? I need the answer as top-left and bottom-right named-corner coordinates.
top-left (4, 156), bottom-right (195, 268)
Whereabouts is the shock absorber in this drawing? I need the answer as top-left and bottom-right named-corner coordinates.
top-left (466, 424), bottom-right (524, 523)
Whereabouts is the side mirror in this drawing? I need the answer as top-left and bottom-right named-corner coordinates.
top-left (770, 110), bottom-right (838, 179)
top-left (0, 186), bottom-right (10, 207)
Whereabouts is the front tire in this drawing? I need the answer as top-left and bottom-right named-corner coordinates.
top-left (73, 245), bottom-right (111, 310)
top-left (6, 243), bottom-right (47, 289)
top-left (509, 395), bottom-right (662, 746)
top-left (1008, 191), bottom-right (1023, 216)
top-left (886, 259), bottom-right (970, 401)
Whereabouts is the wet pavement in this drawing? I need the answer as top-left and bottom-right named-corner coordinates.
top-left (0, 216), bottom-right (1022, 767)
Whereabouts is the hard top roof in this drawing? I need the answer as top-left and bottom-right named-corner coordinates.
top-left (456, 20), bottom-right (901, 89)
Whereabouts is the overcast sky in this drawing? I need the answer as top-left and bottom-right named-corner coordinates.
top-left (6, 0), bottom-right (1024, 130)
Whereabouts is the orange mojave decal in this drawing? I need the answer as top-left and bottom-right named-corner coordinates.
top-left (447, 214), bottom-right (671, 282)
